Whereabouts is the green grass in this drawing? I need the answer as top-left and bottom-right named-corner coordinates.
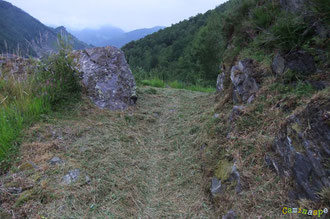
top-left (0, 86), bottom-right (51, 169)
top-left (141, 79), bottom-right (165, 88)
top-left (141, 79), bottom-right (216, 93)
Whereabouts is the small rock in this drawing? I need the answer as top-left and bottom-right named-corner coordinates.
top-left (272, 53), bottom-right (286, 75)
top-left (247, 95), bottom-right (255, 104)
top-left (85, 175), bottom-right (91, 184)
top-left (229, 106), bottom-right (246, 122)
top-left (62, 169), bottom-right (81, 185)
top-left (222, 210), bottom-right (237, 219)
top-left (214, 113), bottom-right (220, 119)
top-left (211, 177), bottom-right (222, 195)
top-left (216, 72), bottom-right (226, 93)
top-left (49, 157), bottom-right (63, 165)
top-left (8, 187), bottom-right (22, 194)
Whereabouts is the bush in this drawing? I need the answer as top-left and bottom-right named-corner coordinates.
top-left (250, 3), bottom-right (280, 30)
top-left (35, 42), bottom-right (81, 107)
top-left (168, 80), bottom-right (185, 89)
top-left (309, 0), bottom-right (330, 25)
top-left (266, 13), bottom-right (309, 51)
top-left (141, 79), bottom-right (165, 88)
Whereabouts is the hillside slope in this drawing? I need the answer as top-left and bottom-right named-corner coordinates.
top-left (0, 0), bottom-right (89, 57)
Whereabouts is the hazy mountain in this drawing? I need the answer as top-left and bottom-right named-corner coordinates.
top-left (0, 0), bottom-right (90, 57)
top-left (69, 26), bottom-right (165, 48)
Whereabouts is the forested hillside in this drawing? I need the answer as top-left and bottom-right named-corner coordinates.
top-left (122, 2), bottom-right (230, 85)
top-left (123, 0), bottom-right (329, 86)
top-left (0, 0), bottom-right (89, 57)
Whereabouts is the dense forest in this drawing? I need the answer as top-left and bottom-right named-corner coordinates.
top-left (123, 0), bottom-right (329, 86)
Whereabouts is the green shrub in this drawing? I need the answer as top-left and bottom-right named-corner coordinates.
top-left (270, 81), bottom-right (315, 97)
top-left (309, 0), bottom-right (330, 25)
top-left (251, 3), bottom-right (280, 30)
top-left (168, 80), bottom-right (185, 89)
top-left (35, 45), bottom-right (81, 107)
top-left (266, 13), bottom-right (309, 51)
top-left (141, 79), bottom-right (165, 88)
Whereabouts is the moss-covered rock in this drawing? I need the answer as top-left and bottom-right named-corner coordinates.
top-left (215, 159), bottom-right (233, 181)
top-left (14, 189), bottom-right (36, 207)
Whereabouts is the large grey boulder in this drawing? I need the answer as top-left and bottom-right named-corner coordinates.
top-left (266, 95), bottom-right (330, 201)
top-left (230, 59), bottom-right (259, 104)
top-left (73, 46), bottom-right (137, 110)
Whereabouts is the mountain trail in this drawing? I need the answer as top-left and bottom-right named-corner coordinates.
top-left (1, 87), bottom-right (216, 218)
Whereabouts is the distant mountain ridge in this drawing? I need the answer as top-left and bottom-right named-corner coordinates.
top-left (69, 26), bottom-right (165, 48)
top-left (0, 0), bottom-right (90, 57)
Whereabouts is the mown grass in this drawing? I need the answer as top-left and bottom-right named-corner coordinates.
top-left (140, 79), bottom-right (216, 93)
top-left (0, 87), bottom-right (215, 218)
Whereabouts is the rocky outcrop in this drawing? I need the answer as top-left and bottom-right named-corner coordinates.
top-left (266, 95), bottom-right (330, 201)
top-left (272, 51), bottom-right (316, 76)
top-left (230, 59), bottom-right (259, 104)
top-left (73, 46), bottom-right (137, 110)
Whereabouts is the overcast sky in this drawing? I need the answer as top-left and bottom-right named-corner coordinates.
top-left (7, 0), bottom-right (227, 31)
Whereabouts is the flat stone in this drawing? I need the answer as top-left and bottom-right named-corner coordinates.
top-left (272, 53), bottom-right (286, 75)
top-left (62, 169), bottom-right (81, 185)
top-left (211, 177), bottom-right (222, 195)
top-left (49, 157), bottom-right (63, 165)
top-left (222, 210), bottom-right (237, 219)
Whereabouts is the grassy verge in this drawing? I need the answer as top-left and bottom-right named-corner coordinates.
top-left (140, 79), bottom-right (216, 93)
top-left (0, 43), bottom-right (81, 171)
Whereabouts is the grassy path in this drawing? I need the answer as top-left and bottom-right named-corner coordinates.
top-left (1, 87), bottom-right (216, 218)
